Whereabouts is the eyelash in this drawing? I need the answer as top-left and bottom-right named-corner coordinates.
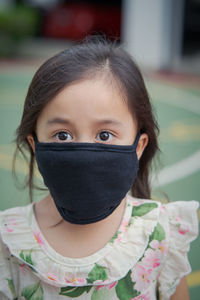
top-left (52, 130), bottom-right (115, 142)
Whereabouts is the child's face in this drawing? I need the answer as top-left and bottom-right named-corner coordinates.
top-left (28, 78), bottom-right (148, 159)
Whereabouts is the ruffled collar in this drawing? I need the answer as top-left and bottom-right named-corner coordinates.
top-left (0, 195), bottom-right (161, 287)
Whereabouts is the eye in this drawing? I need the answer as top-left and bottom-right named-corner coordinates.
top-left (54, 131), bottom-right (72, 142)
top-left (96, 131), bottom-right (114, 142)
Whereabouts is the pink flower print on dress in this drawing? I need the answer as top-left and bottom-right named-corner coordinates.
top-left (108, 281), bottom-right (118, 290)
top-left (47, 272), bottom-right (58, 282)
top-left (65, 277), bottom-right (87, 285)
top-left (115, 233), bottom-right (123, 243)
top-left (132, 199), bottom-right (145, 206)
top-left (132, 290), bottom-right (150, 300)
top-left (94, 279), bottom-right (109, 286)
top-left (20, 263), bottom-right (26, 275)
top-left (95, 280), bottom-right (117, 291)
top-left (3, 218), bottom-right (17, 233)
top-left (5, 226), bottom-right (13, 233)
top-left (19, 263), bottom-right (29, 276)
top-left (33, 231), bottom-right (45, 246)
top-left (142, 249), bottom-right (160, 269)
top-left (120, 217), bottom-right (130, 233)
top-left (150, 240), bottom-right (167, 255)
top-left (5, 246), bottom-right (11, 254)
top-left (174, 215), bottom-right (190, 235)
top-left (131, 264), bottom-right (152, 292)
top-left (175, 215), bottom-right (182, 223)
top-left (177, 223), bottom-right (190, 235)
top-left (160, 205), bottom-right (166, 214)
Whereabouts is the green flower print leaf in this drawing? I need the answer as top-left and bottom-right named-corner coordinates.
top-left (87, 263), bottom-right (108, 284)
top-left (19, 251), bottom-right (25, 260)
top-left (59, 286), bottom-right (92, 297)
top-left (19, 250), bottom-right (34, 266)
top-left (132, 203), bottom-right (158, 217)
top-left (115, 270), bottom-right (140, 300)
top-left (21, 281), bottom-right (44, 300)
top-left (149, 223), bottom-right (165, 243)
top-left (26, 253), bottom-right (34, 265)
top-left (110, 232), bottom-right (120, 244)
top-left (19, 250), bottom-right (37, 273)
top-left (6, 278), bottom-right (17, 299)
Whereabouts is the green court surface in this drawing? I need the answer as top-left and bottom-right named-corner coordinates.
top-left (0, 64), bottom-right (200, 299)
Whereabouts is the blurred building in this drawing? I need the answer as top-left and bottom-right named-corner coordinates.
top-left (123, 0), bottom-right (200, 73)
top-left (0, 0), bottom-right (200, 73)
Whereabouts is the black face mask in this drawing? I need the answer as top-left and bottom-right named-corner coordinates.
top-left (34, 133), bottom-right (141, 225)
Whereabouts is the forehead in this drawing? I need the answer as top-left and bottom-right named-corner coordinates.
top-left (37, 78), bottom-right (134, 124)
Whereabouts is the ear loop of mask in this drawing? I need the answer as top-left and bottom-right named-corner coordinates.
top-left (134, 131), bottom-right (141, 147)
top-left (33, 132), bottom-right (38, 143)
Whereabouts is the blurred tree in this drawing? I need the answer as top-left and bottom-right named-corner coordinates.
top-left (0, 4), bottom-right (40, 57)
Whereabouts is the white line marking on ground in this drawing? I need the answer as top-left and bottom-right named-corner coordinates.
top-left (151, 150), bottom-right (200, 188)
top-left (147, 81), bottom-right (200, 115)
top-left (146, 81), bottom-right (200, 186)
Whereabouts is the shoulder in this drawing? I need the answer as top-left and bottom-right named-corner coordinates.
top-left (0, 203), bottom-right (34, 252)
top-left (159, 200), bottom-right (199, 244)
top-left (157, 200), bottom-right (199, 298)
top-left (0, 203), bottom-right (34, 222)
top-left (128, 195), bottom-right (199, 258)
top-left (0, 203), bottom-right (34, 227)
top-left (161, 199), bottom-right (199, 217)
top-left (128, 196), bottom-right (199, 298)
top-left (128, 195), bottom-right (199, 238)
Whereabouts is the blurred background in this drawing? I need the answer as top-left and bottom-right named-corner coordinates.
top-left (0, 0), bottom-right (200, 299)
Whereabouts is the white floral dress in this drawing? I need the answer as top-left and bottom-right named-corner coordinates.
top-left (0, 194), bottom-right (199, 300)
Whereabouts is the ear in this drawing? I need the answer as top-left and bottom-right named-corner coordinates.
top-left (27, 134), bottom-right (35, 153)
top-left (136, 133), bottom-right (149, 160)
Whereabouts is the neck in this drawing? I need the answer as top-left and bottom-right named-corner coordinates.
top-left (33, 193), bottom-right (128, 258)
top-left (34, 193), bottom-right (127, 233)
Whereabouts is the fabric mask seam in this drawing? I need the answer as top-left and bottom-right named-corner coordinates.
top-left (35, 148), bottom-right (137, 153)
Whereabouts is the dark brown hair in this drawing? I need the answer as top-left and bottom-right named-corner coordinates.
top-left (13, 36), bottom-right (159, 202)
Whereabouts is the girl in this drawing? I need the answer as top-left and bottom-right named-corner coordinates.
top-left (0, 37), bottom-right (199, 300)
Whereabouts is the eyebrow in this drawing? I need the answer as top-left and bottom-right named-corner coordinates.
top-left (46, 117), bottom-right (123, 127)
